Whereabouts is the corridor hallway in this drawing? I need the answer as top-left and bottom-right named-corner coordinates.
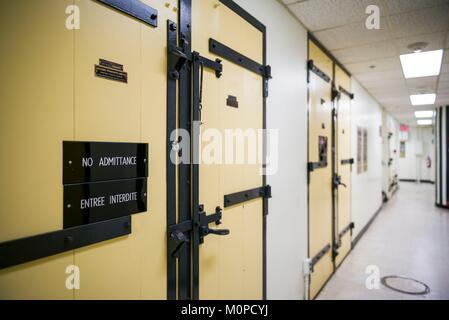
top-left (318, 182), bottom-right (449, 300)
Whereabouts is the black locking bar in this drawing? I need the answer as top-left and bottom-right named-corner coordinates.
top-left (98, 0), bottom-right (158, 27)
top-left (341, 158), bottom-right (354, 165)
top-left (308, 60), bottom-right (331, 83)
top-left (339, 222), bottom-right (355, 239)
top-left (338, 85), bottom-right (354, 100)
top-left (224, 185), bottom-right (272, 208)
top-left (209, 38), bottom-right (271, 79)
top-left (308, 161), bottom-right (328, 172)
top-left (0, 215), bottom-right (131, 270)
top-left (310, 243), bottom-right (331, 270)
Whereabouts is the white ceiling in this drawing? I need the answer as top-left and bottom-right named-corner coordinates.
top-left (280, 0), bottom-right (449, 125)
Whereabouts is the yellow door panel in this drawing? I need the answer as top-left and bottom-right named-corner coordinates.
top-left (72, 0), bottom-right (173, 299)
top-left (308, 40), bottom-right (333, 299)
top-left (334, 66), bottom-right (352, 267)
top-left (0, 0), bottom-right (75, 299)
top-left (193, 0), bottom-right (264, 300)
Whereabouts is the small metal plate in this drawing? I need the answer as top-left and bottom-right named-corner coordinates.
top-left (63, 141), bottom-right (148, 184)
top-left (64, 178), bottom-right (147, 228)
top-left (226, 95), bottom-right (239, 108)
top-left (95, 59), bottom-right (128, 83)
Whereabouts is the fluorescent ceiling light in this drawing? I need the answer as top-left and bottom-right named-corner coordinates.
top-left (417, 119), bottom-right (433, 126)
top-left (400, 49), bottom-right (443, 78)
top-left (410, 94), bottom-right (436, 106)
top-left (414, 111), bottom-right (435, 118)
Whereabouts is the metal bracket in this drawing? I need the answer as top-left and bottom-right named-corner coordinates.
top-left (310, 244), bottom-right (331, 272)
top-left (332, 84), bottom-right (341, 101)
top-left (339, 222), bottom-right (355, 239)
top-left (341, 158), bottom-right (354, 165)
top-left (308, 161), bottom-right (328, 172)
top-left (98, 0), bottom-right (158, 27)
top-left (0, 216), bottom-right (131, 270)
top-left (308, 60), bottom-right (331, 83)
top-left (198, 206), bottom-right (230, 244)
top-left (168, 44), bottom-right (188, 80)
top-left (338, 85), bottom-right (354, 100)
top-left (209, 38), bottom-right (271, 80)
top-left (224, 185), bottom-right (272, 208)
top-left (167, 220), bottom-right (192, 258)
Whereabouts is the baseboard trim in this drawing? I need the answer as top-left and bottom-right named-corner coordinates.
top-left (399, 179), bottom-right (435, 184)
top-left (351, 205), bottom-right (383, 249)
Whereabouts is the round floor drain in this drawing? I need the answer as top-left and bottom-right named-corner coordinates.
top-left (381, 275), bottom-right (430, 295)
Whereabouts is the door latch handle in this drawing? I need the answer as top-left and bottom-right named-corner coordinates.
top-left (333, 175), bottom-right (347, 188)
top-left (198, 205), bottom-right (230, 244)
top-left (200, 226), bottom-right (230, 237)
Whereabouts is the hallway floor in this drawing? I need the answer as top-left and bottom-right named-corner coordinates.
top-left (317, 182), bottom-right (449, 300)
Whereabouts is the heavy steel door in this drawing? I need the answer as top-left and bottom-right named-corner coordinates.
top-left (166, 0), bottom-right (269, 300)
top-left (333, 66), bottom-right (353, 267)
top-left (307, 40), bottom-right (334, 299)
top-left (0, 0), bottom-right (174, 299)
top-left (192, 0), bottom-right (267, 300)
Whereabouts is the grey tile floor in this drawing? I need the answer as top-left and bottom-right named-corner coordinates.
top-left (317, 182), bottom-right (449, 300)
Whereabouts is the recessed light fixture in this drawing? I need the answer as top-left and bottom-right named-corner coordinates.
top-left (414, 111), bottom-right (435, 118)
top-left (417, 119), bottom-right (433, 126)
top-left (400, 49), bottom-right (443, 78)
top-left (407, 42), bottom-right (428, 53)
top-left (410, 93), bottom-right (436, 106)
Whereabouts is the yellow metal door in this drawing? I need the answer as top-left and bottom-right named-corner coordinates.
top-left (308, 41), bottom-right (334, 299)
top-left (0, 0), bottom-right (74, 299)
top-left (192, 0), bottom-right (264, 300)
top-left (0, 0), bottom-right (175, 299)
top-left (334, 66), bottom-right (352, 267)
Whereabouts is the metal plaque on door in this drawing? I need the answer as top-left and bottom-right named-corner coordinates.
top-left (63, 141), bottom-right (149, 228)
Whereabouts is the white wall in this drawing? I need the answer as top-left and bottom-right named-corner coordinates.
top-left (398, 126), bottom-right (435, 182)
top-left (235, 0), bottom-right (309, 300)
top-left (351, 80), bottom-right (384, 239)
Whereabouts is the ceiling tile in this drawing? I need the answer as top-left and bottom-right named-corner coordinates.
top-left (444, 50), bottom-right (449, 63)
top-left (331, 40), bottom-right (397, 63)
top-left (313, 18), bottom-right (391, 50)
top-left (394, 32), bottom-right (447, 55)
top-left (438, 80), bottom-right (449, 90)
top-left (406, 76), bottom-right (439, 93)
top-left (388, 5), bottom-right (449, 38)
top-left (363, 78), bottom-right (407, 90)
top-left (440, 73), bottom-right (449, 82)
top-left (384, 0), bottom-right (449, 15)
top-left (440, 63), bottom-right (449, 74)
top-left (288, 0), bottom-right (384, 32)
top-left (437, 86), bottom-right (449, 95)
top-left (355, 69), bottom-right (404, 82)
top-left (346, 57), bottom-right (401, 74)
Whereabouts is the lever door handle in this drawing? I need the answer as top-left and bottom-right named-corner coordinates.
top-left (200, 226), bottom-right (230, 237)
top-left (207, 229), bottom-right (230, 236)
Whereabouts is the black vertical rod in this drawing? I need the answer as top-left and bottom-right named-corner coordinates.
top-left (178, 0), bottom-right (192, 300)
top-left (166, 20), bottom-right (178, 300)
top-left (262, 29), bottom-right (268, 301)
top-left (191, 53), bottom-right (201, 300)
